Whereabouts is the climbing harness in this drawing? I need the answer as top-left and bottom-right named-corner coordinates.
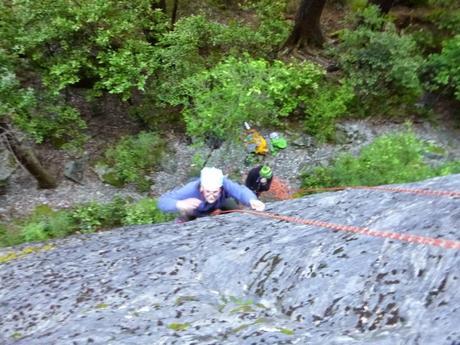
top-left (215, 185), bottom-right (460, 250)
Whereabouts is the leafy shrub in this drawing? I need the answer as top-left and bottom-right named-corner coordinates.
top-left (21, 222), bottom-right (49, 242)
top-left (0, 52), bottom-right (86, 149)
top-left (0, 195), bottom-right (175, 247)
top-left (434, 160), bottom-right (460, 175)
top-left (331, 5), bottom-right (423, 115)
top-left (123, 198), bottom-right (173, 225)
top-left (0, 0), bottom-right (167, 99)
top-left (70, 196), bottom-right (173, 234)
top-left (304, 81), bottom-right (354, 142)
top-left (19, 205), bottom-right (75, 242)
top-left (240, 0), bottom-right (291, 52)
top-left (101, 132), bottom-right (165, 191)
top-left (301, 129), bottom-right (460, 190)
top-left (428, 0), bottom-right (460, 33)
top-left (178, 55), bottom-right (325, 141)
top-left (425, 35), bottom-right (460, 100)
top-left (71, 198), bottom-right (127, 233)
top-left (145, 12), bottom-right (290, 116)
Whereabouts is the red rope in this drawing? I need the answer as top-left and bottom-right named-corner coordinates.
top-left (299, 185), bottom-right (460, 198)
top-left (218, 209), bottom-right (460, 250)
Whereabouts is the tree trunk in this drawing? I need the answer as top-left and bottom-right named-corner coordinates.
top-left (282, 0), bottom-right (327, 52)
top-left (171, 0), bottom-right (179, 27)
top-left (1, 123), bottom-right (57, 189)
top-left (369, 0), bottom-right (394, 14)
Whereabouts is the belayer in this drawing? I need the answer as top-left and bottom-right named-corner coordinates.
top-left (158, 167), bottom-right (265, 222)
top-left (245, 165), bottom-right (273, 197)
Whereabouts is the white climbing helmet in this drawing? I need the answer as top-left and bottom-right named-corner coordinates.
top-left (200, 167), bottom-right (224, 190)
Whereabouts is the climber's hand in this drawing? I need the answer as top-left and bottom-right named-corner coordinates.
top-left (249, 199), bottom-right (265, 212)
top-left (176, 198), bottom-right (201, 213)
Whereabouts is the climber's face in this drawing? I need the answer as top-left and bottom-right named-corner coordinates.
top-left (201, 187), bottom-right (221, 204)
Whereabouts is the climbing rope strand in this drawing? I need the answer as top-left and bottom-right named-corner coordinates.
top-left (214, 182), bottom-right (460, 249)
top-left (219, 209), bottom-right (460, 250)
top-left (299, 186), bottom-right (460, 198)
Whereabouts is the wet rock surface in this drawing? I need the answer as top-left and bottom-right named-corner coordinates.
top-left (1, 174), bottom-right (459, 345)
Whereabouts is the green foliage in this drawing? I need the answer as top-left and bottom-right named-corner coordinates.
top-left (71, 197), bottom-right (127, 233)
top-left (331, 6), bottom-right (423, 115)
top-left (425, 35), bottom-right (460, 100)
top-left (433, 160), bottom-right (460, 176)
top-left (178, 55), bottom-right (324, 141)
top-left (348, 0), bottom-right (369, 11)
top-left (304, 81), bottom-right (354, 142)
top-left (0, 52), bottom-right (35, 119)
top-left (21, 222), bottom-right (49, 242)
top-left (0, 222), bottom-right (23, 247)
top-left (1, 196), bottom-right (173, 247)
top-left (148, 15), bottom-right (220, 108)
top-left (301, 130), bottom-right (460, 190)
top-left (123, 198), bottom-right (172, 225)
top-left (101, 132), bottom-right (165, 190)
top-left (0, 51), bottom-right (86, 149)
top-left (240, 0), bottom-right (291, 51)
top-left (19, 205), bottom-right (75, 242)
top-left (146, 12), bottom-right (290, 113)
top-left (0, 0), bottom-right (167, 99)
top-left (428, 0), bottom-right (460, 33)
top-left (70, 197), bottom-right (171, 233)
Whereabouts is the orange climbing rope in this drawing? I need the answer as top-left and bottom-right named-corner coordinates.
top-left (220, 209), bottom-right (460, 250)
top-left (299, 185), bottom-right (460, 198)
top-left (216, 184), bottom-right (460, 250)
top-left (261, 179), bottom-right (460, 201)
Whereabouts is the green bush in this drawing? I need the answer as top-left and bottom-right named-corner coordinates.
top-left (143, 12), bottom-right (290, 118)
top-left (434, 160), bottom-right (460, 175)
top-left (21, 222), bottom-right (49, 242)
top-left (301, 129), bottom-right (460, 190)
top-left (178, 55), bottom-right (325, 141)
top-left (0, 51), bottom-right (87, 149)
top-left (304, 81), bottom-right (354, 142)
top-left (71, 197), bottom-right (127, 233)
top-left (425, 35), bottom-right (460, 100)
top-left (123, 198), bottom-right (173, 225)
top-left (0, 222), bottom-right (23, 247)
top-left (428, 0), bottom-right (460, 33)
top-left (331, 5), bottom-right (423, 115)
top-left (18, 205), bottom-right (75, 242)
top-left (0, 196), bottom-right (174, 247)
top-left (0, 0), bottom-right (167, 99)
top-left (101, 132), bottom-right (165, 191)
top-left (240, 0), bottom-right (291, 52)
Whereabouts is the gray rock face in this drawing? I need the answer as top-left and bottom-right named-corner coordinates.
top-left (1, 175), bottom-right (460, 345)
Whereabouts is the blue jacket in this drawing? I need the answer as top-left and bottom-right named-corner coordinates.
top-left (158, 177), bottom-right (258, 217)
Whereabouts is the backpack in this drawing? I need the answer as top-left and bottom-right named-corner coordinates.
top-left (244, 128), bottom-right (268, 155)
